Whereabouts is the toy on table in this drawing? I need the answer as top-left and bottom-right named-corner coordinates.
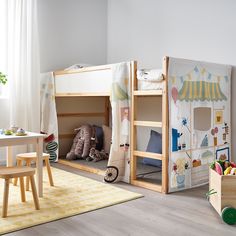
top-left (4, 129), bottom-right (13, 135)
top-left (11, 126), bottom-right (19, 133)
top-left (15, 128), bottom-right (27, 136)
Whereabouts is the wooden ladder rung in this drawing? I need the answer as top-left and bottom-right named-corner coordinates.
top-left (133, 150), bottom-right (162, 160)
top-left (134, 120), bottom-right (162, 127)
top-left (133, 90), bottom-right (163, 96)
top-left (131, 180), bottom-right (162, 192)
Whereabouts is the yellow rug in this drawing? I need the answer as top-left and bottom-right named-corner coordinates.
top-left (0, 167), bottom-right (142, 235)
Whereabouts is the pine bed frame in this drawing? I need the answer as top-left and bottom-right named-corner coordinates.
top-left (53, 58), bottom-right (169, 193)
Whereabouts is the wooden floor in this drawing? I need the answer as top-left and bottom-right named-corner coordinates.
top-left (6, 163), bottom-right (236, 236)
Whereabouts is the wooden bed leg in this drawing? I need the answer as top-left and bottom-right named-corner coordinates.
top-left (162, 56), bottom-right (169, 194)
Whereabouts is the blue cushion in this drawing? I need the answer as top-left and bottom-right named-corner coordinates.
top-left (143, 130), bottom-right (162, 167)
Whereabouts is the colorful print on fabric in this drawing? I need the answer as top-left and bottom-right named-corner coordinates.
top-left (170, 151), bottom-right (191, 190)
top-left (216, 146), bottom-right (230, 161)
top-left (105, 62), bottom-right (131, 183)
top-left (178, 81), bottom-right (227, 102)
top-left (168, 57), bottom-right (231, 192)
top-left (120, 107), bottom-right (130, 152)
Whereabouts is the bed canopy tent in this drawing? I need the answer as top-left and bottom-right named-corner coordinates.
top-left (40, 57), bottom-right (231, 194)
top-left (40, 61), bottom-right (135, 183)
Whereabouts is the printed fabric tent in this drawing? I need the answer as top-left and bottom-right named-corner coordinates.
top-left (168, 57), bottom-right (231, 193)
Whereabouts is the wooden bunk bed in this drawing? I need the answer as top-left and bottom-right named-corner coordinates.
top-left (54, 64), bottom-right (112, 175)
top-left (53, 59), bottom-right (169, 193)
top-left (52, 57), bottom-right (231, 195)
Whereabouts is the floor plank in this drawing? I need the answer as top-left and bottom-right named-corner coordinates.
top-left (6, 163), bottom-right (236, 236)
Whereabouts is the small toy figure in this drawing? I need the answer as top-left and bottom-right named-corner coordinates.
top-left (200, 134), bottom-right (208, 147)
top-left (86, 147), bottom-right (108, 162)
top-left (172, 128), bottom-right (183, 152)
top-left (120, 107), bottom-right (130, 151)
top-left (222, 122), bottom-right (229, 143)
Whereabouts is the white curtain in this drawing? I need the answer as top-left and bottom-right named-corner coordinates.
top-left (6, 0), bottom-right (40, 132)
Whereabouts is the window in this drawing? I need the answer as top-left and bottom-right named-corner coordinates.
top-left (194, 107), bottom-right (211, 131)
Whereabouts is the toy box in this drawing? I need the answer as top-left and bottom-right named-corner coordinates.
top-left (209, 168), bottom-right (236, 224)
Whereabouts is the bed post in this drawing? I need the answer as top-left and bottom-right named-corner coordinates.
top-left (104, 96), bottom-right (110, 126)
top-left (130, 60), bottom-right (137, 183)
top-left (162, 56), bottom-right (169, 193)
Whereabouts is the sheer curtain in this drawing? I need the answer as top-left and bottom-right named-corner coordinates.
top-left (7, 0), bottom-right (40, 132)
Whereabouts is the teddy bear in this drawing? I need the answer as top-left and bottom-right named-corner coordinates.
top-left (66, 124), bottom-right (96, 160)
top-left (86, 147), bottom-right (108, 162)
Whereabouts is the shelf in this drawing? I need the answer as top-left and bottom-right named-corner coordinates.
top-left (133, 150), bottom-right (162, 160)
top-left (131, 179), bottom-right (162, 192)
top-left (134, 120), bottom-right (162, 127)
top-left (133, 90), bottom-right (162, 96)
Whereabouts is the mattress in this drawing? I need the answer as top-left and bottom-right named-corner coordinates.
top-left (137, 69), bottom-right (163, 90)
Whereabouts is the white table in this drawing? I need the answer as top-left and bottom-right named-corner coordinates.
top-left (0, 132), bottom-right (45, 197)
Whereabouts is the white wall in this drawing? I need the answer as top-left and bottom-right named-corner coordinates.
top-left (38, 0), bottom-right (108, 72)
top-left (0, 0), bottom-right (108, 163)
top-left (107, 0), bottom-right (236, 161)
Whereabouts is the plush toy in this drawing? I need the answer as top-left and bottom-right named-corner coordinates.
top-left (86, 147), bottom-right (108, 162)
top-left (66, 124), bottom-right (95, 160)
top-left (230, 168), bottom-right (236, 175)
top-left (211, 160), bottom-right (236, 176)
top-left (231, 162), bottom-right (236, 168)
top-left (224, 166), bottom-right (232, 175)
top-left (215, 162), bottom-right (223, 175)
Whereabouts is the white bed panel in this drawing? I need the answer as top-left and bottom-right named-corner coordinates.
top-left (55, 69), bottom-right (112, 95)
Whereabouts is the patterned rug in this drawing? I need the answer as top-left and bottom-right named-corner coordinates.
top-left (0, 167), bottom-right (142, 235)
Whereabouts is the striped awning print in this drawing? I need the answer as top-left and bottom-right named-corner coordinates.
top-left (178, 81), bottom-right (227, 101)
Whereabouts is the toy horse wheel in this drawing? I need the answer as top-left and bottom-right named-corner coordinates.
top-left (104, 166), bottom-right (119, 183)
top-left (221, 207), bottom-right (236, 225)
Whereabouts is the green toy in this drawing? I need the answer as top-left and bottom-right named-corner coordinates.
top-left (221, 207), bottom-right (236, 225)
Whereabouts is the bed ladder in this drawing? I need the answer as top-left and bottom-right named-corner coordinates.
top-left (130, 58), bottom-right (169, 193)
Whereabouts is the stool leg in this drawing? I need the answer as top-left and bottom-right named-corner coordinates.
top-left (2, 179), bottom-right (10, 218)
top-left (19, 177), bottom-right (26, 202)
top-left (45, 158), bottom-right (54, 186)
top-left (13, 159), bottom-right (22, 186)
top-left (26, 160), bottom-right (31, 191)
top-left (30, 175), bottom-right (40, 210)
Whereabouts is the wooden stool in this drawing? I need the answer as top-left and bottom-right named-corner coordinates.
top-left (0, 166), bottom-right (40, 218)
top-left (14, 152), bottom-right (54, 190)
